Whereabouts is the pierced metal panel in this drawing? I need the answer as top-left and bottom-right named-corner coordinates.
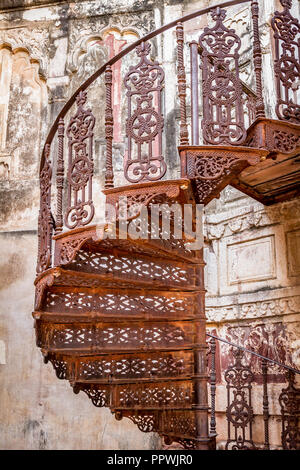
top-left (199, 7), bottom-right (246, 145)
top-left (36, 320), bottom-right (194, 351)
top-left (65, 91), bottom-right (95, 229)
top-left (225, 349), bottom-right (256, 450)
top-left (37, 144), bottom-right (53, 274)
top-left (271, 0), bottom-right (300, 122)
top-left (124, 42), bottom-right (166, 183)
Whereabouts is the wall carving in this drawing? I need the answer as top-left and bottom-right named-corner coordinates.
top-left (227, 235), bottom-right (276, 285)
top-left (206, 295), bottom-right (300, 323)
top-left (68, 14), bottom-right (152, 78)
top-left (221, 323), bottom-right (296, 380)
top-left (0, 45), bottom-right (47, 180)
top-left (286, 229), bottom-right (300, 277)
top-left (205, 198), bottom-right (300, 240)
top-left (0, 28), bottom-right (49, 76)
top-left (67, 24), bottom-right (141, 80)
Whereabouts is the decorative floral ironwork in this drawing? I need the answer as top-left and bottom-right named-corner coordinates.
top-left (37, 144), bottom-right (53, 274)
top-left (279, 371), bottom-right (300, 449)
top-left (199, 7), bottom-right (246, 145)
top-left (224, 349), bottom-right (256, 450)
top-left (76, 384), bottom-right (110, 408)
top-left (65, 91), bottom-right (95, 229)
top-left (271, 0), bottom-right (300, 122)
top-left (124, 42), bottom-right (166, 183)
top-left (126, 412), bottom-right (157, 433)
top-left (77, 353), bottom-right (191, 381)
top-left (118, 382), bottom-right (192, 408)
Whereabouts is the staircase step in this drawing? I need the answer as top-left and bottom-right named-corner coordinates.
top-left (35, 265), bottom-right (204, 292)
top-left (64, 249), bottom-right (204, 290)
top-left (44, 350), bottom-right (194, 381)
top-left (112, 409), bottom-right (198, 442)
top-left (35, 319), bottom-right (196, 353)
top-left (103, 178), bottom-right (195, 219)
top-left (34, 276), bottom-right (204, 319)
top-left (71, 380), bottom-right (194, 410)
top-left (179, 145), bottom-right (269, 205)
top-left (53, 224), bottom-right (202, 269)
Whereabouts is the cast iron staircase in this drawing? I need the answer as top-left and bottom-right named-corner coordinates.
top-left (33, 0), bottom-right (300, 450)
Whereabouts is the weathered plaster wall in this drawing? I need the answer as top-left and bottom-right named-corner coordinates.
top-left (0, 0), bottom-right (299, 450)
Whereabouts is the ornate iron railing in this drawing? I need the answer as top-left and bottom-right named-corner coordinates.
top-left (34, 0), bottom-right (300, 450)
top-left (35, 0), bottom-right (300, 273)
top-left (207, 333), bottom-right (300, 450)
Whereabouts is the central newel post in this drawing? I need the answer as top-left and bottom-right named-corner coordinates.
top-left (177, 22), bottom-right (213, 450)
top-left (193, 256), bottom-right (212, 450)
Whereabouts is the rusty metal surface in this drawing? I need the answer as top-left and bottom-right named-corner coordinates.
top-left (124, 42), bottom-right (166, 183)
top-left (34, 0), bottom-right (300, 450)
top-left (233, 118), bottom-right (300, 204)
top-left (271, 0), bottom-right (300, 122)
top-left (36, 143), bottom-right (53, 274)
top-left (65, 91), bottom-right (95, 230)
top-left (279, 370), bottom-right (300, 449)
top-left (207, 333), bottom-right (300, 450)
top-left (179, 145), bottom-right (268, 205)
top-left (199, 8), bottom-right (246, 146)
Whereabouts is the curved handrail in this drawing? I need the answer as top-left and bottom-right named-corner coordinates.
top-left (40, 0), bottom-right (251, 171)
top-left (207, 333), bottom-right (300, 375)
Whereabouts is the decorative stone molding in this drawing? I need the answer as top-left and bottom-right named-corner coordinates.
top-left (0, 29), bottom-right (49, 77)
top-left (215, 322), bottom-right (296, 379)
top-left (286, 229), bottom-right (300, 277)
top-left (227, 235), bottom-right (276, 285)
top-left (205, 198), bottom-right (300, 240)
top-left (206, 294), bottom-right (300, 323)
top-left (68, 17), bottom-right (149, 76)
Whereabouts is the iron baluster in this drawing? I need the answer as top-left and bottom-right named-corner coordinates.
top-left (251, 0), bottom-right (266, 118)
top-left (55, 118), bottom-right (65, 235)
top-left (190, 41), bottom-right (200, 145)
top-left (225, 348), bottom-right (256, 450)
top-left (65, 91), bottom-right (95, 229)
top-left (199, 7), bottom-right (246, 145)
top-left (261, 359), bottom-right (270, 450)
top-left (105, 65), bottom-right (114, 189)
top-left (124, 41), bottom-right (166, 183)
top-left (209, 337), bottom-right (217, 437)
top-left (36, 143), bottom-right (53, 274)
top-left (279, 370), bottom-right (300, 450)
top-left (176, 22), bottom-right (189, 146)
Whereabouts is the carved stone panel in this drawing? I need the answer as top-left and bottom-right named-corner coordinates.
top-left (227, 235), bottom-right (276, 285)
top-left (286, 229), bottom-right (300, 277)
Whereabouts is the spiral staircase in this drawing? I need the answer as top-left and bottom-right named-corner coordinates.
top-left (33, 0), bottom-right (300, 450)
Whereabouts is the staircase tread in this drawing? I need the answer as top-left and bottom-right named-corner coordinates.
top-left (33, 311), bottom-right (200, 322)
top-left (53, 225), bottom-right (203, 266)
top-left (48, 267), bottom-right (204, 292)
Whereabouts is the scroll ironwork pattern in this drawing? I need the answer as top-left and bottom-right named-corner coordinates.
top-left (271, 0), bottom-right (300, 122)
top-left (37, 144), bottom-right (53, 274)
top-left (199, 7), bottom-right (246, 145)
top-left (124, 41), bottom-right (166, 183)
top-left (279, 370), bottom-right (300, 449)
top-left (65, 91), bottom-right (95, 229)
top-left (225, 349), bottom-right (256, 450)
